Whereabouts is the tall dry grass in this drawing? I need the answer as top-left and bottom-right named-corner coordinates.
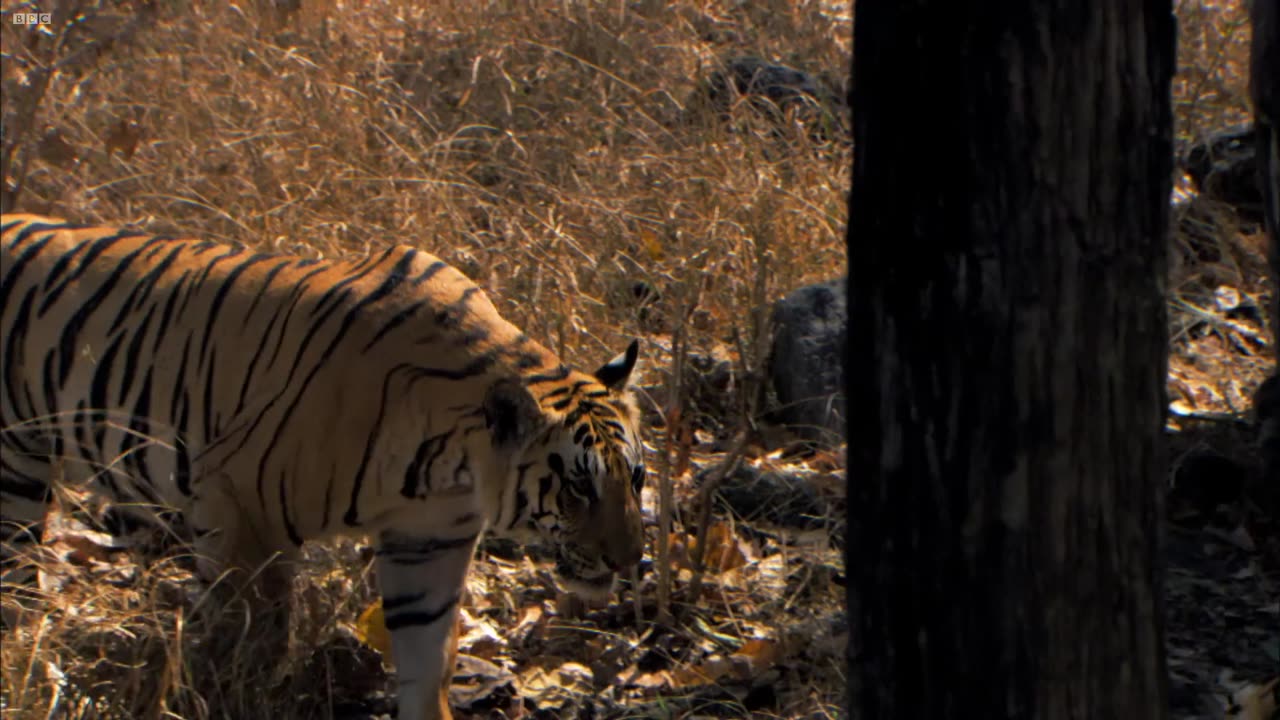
top-left (1169, 0), bottom-right (1274, 418)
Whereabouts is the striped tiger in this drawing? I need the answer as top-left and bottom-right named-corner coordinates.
top-left (0, 213), bottom-right (648, 720)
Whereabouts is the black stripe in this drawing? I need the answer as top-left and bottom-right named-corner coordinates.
top-left (375, 533), bottom-right (477, 560)
top-left (40, 352), bottom-right (58, 426)
top-left (525, 365), bottom-right (571, 385)
top-left (361, 299), bottom-right (430, 353)
top-left (55, 239), bottom-right (161, 385)
top-left (197, 253), bottom-right (274, 364)
top-left (342, 369), bottom-right (402, 526)
top-left (262, 266), bottom-right (328, 372)
top-left (117, 304), bottom-right (157, 404)
top-left (320, 468), bottom-right (335, 531)
top-left (434, 286), bottom-right (480, 330)
top-left (398, 434), bottom-right (450, 500)
top-left (174, 406), bottom-right (192, 496)
top-left (0, 473), bottom-right (52, 502)
top-left (383, 597), bottom-right (458, 631)
top-left (279, 469), bottom-right (302, 547)
top-left (124, 367), bottom-right (156, 488)
top-left (0, 231), bottom-right (55, 316)
top-left (40, 239), bottom-right (91, 292)
top-left (508, 487), bottom-right (528, 531)
top-left (88, 335), bottom-right (127, 449)
top-left (108, 244), bottom-right (182, 335)
top-left (405, 352), bottom-right (498, 382)
top-left (540, 386), bottom-right (572, 401)
top-left (310, 248), bottom-right (399, 319)
top-left (233, 309), bottom-right (284, 416)
top-left (151, 270), bottom-right (191, 355)
top-left (513, 352), bottom-right (542, 371)
top-left (172, 339), bottom-right (194, 496)
top-left (39, 231), bottom-right (150, 316)
top-left (1, 288), bottom-right (37, 427)
top-left (202, 347), bottom-right (217, 441)
top-left (242, 259), bottom-right (292, 323)
top-left (381, 592), bottom-right (426, 610)
top-left (412, 260), bottom-right (448, 285)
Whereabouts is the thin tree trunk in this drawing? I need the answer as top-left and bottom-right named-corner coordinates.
top-left (1253, 0), bottom-right (1279, 363)
top-left (1250, 0), bottom-right (1280, 512)
top-left (845, 2), bottom-right (1175, 719)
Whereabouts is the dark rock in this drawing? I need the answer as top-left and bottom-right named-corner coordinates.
top-left (706, 463), bottom-right (829, 529)
top-left (768, 277), bottom-right (846, 444)
top-left (689, 56), bottom-right (849, 142)
top-left (708, 57), bottom-right (828, 110)
top-left (1182, 124), bottom-right (1264, 219)
top-left (1168, 450), bottom-right (1247, 527)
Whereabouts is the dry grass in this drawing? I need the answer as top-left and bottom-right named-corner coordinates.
top-left (0, 0), bottom-right (1271, 718)
top-left (2, 0), bottom-right (849, 718)
top-left (1168, 0), bottom-right (1274, 424)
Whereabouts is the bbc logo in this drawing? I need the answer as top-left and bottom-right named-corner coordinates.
top-left (11, 13), bottom-right (52, 25)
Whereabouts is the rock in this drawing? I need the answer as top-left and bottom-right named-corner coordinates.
top-left (688, 56), bottom-right (849, 142)
top-left (705, 463), bottom-right (828, 530)
top-left (1182, 124), bottom-right (1264, 219)
top-left (768, 278), bottom-right (846, 444)
top-left (1168, 450), bottom-right (1247, 528)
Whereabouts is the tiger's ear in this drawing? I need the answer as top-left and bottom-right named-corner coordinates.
top-left (483, 378), bottom-right (544, 451)
top-left (594, 339), bottom-right (640, 392)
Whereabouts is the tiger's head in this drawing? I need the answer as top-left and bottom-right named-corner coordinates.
top-left (483, 340), bottom-right (647, 601)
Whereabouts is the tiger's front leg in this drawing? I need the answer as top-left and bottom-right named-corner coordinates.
top-left (375, 527), bottom-right (481, 720)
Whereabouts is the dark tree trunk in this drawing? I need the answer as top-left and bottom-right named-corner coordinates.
top-left (845, 2), bottom-right (1175, 719)
top-left (1250, 0), bottom-right (1280, 505)
top-left (1254, 0), bottom-right (1279, 363)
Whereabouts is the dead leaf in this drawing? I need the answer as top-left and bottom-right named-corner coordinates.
top-left (354, 601), bottom-right (391, 656)
top-left (639, 227), bottom-right (663, 261)
top-left (519, 660), bottom-right (595, 708)
top-left (671, 655), bottom-right (732, 687)
top-left (36, 128), bottom-right (78, 168)
top-left (733, 637), bottom-right (779, 671)
top-left (105, 118), bottom-right (142, 160)
top-left (457, 608), bottom-right (503, 659)
top-left (50, 530), bottom-right (118, 565)
top-left (674, 418), bottom-right (694, 480)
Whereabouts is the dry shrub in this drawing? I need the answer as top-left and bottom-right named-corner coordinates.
top-left (1169, 0), bottom-right (1274, 418)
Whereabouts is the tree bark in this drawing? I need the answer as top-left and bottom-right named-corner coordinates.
top-left (1250, 0), bottom-right (1280, 508)
top-left (1253, 0), bottom-right (1279, 363)
top-left (845, 2), bottom-right (1175, 719)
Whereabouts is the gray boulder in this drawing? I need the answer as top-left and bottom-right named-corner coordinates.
top-left (768, 277), bottom-right (846, 444)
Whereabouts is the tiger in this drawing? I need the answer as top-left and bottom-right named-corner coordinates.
top-left (0, 213), bottom-right (648, 720)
